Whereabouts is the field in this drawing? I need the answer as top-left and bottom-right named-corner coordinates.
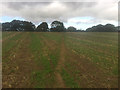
top-left (2, 32), bottom-right (118, 88)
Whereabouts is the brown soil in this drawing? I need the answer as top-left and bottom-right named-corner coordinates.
top-left (40, 34), bottom-right (56, 51)
top-left (2, 32), bottom-right (40, 88)
top-left (2, 32), bottom-right (118, 88)
top-left (54, 36), bottom-right (66, 88)
top-left (40, 34), bottom-right (66, 88)
top-left (2, 32), bottom-right (21, 42)
top-left (64, 46), bottom-right (118, 88)
top-left (37, 33), bottom-right (118, 88)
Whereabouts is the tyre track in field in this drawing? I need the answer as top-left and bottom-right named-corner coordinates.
top-left (40, 33), bottom-right (57, 50)
top-left (2, 32), bottom-right (27, 88)
top-left (2, 32), bottom-right (23, 57)
top-left (65, 47), bottom-right (118, 88)
top-left (54, 36), bottom-right (66, 88)
top-left (40, 33), bottom-right (117, 88)
top-left (1, 32), bottom-right (21, 43)
top-left (40, 34), bottom-right (66, 88)
top-left (63, 33), bottom-right (117, 88)
top-left (2, 32), bottom-right (40, 88)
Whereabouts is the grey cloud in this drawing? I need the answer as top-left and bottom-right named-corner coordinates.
top-left (1, 1), bottom-right (118, 25)
top-left (3, 2), bottom-right (52, 10)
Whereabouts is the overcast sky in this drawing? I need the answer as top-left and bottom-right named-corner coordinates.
top-left (0, 0), bottom-right (119, 30)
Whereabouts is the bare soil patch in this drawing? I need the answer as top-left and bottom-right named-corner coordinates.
top-left (64, 47), bottom-right (118, 88)
top-left (2, 32), bottom-right (40, 88)
top-left (54, 36), bottom-right (66, 88)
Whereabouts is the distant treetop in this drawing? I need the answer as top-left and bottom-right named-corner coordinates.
top-left (1, 19), bottom-right (118, 32)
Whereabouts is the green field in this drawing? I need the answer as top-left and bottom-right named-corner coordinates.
top-left (2, 32), bottom-right (118, 88)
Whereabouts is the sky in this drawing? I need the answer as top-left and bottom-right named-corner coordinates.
top-left (0, 0), bottom-right (119, 30)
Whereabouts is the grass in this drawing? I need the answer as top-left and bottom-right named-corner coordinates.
top-left (29, 32), bottom-right (59, 88)
top-left (2, 32), bottom-right (13, 39)
top-left (61, 68), bottom-right (80, 88)
top-left (2, 32), bottom-right (118, 88)
top-left (2, 32), bottom-right (22, 55)
top-left (64, 32), bottom-right (118, 75)
top-left (42, 32), bottom-right (63, 43)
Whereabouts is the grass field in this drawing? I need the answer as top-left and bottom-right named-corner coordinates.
top-left (2, 32), bottom-right (118, 88)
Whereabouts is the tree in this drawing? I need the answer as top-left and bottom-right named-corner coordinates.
top-left (77, 29), bottom-right (85, 32)
top-left (50, 21), bottom-right (66, 32)
top-left (2, 22), bottom-right (11, 31)
top-left (22, 21), bottom-right (35, 31)
top-left (36, 22), bottom-right (49, 32)
top-left (104, 24), bottom-right (116, 32)
top-left (0, 23), bottom-right (1, 31)
top-left (11, 20), bottom-right (23, 31)
top-left (67, 26), bottom-right (77, 32)
top-left (86, 24), bottom-right (117, 32)
top-left (116, 26), bottom-right (120, 32)
top-left (2, 20), bottom-right (35, 31)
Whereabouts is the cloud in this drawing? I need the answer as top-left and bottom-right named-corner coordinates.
top-left (0, 0), bottom-right (118, 27)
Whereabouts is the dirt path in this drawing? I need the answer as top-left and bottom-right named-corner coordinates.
top-left (40, 33), bottom-right (57, 51)
top-left (2, 32), bottom-right (39, 88)
top-left (40, 34), bottom-right (66, 88)
top-left (2, 32), bottom-right (21, 43)
top-left (65, 47), bottom-right (118, 88)
top-left (54, 36), bottom-right (66, 88)
top-left (3, 32), bottom-right (117, 88)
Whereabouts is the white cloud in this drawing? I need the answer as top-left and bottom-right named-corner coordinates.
top-left (0, 0), bottom-right (119, 29)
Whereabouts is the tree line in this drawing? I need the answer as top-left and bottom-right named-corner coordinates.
top-left (1, 20), bottom-right (119, 32)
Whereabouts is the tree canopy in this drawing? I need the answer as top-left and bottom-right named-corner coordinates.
top-left (50, 21), bottom-right (66, 32)
top-left (36, 22), bottom-right (48, 32)
top-left (1, 19), bottom-right (119, 32)
top-left (2, 20), bottom-right (35, 31)
top-left (86, 24), bottom-right (117, 32)
top-left (66, 26), bottom-right (77, 32)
